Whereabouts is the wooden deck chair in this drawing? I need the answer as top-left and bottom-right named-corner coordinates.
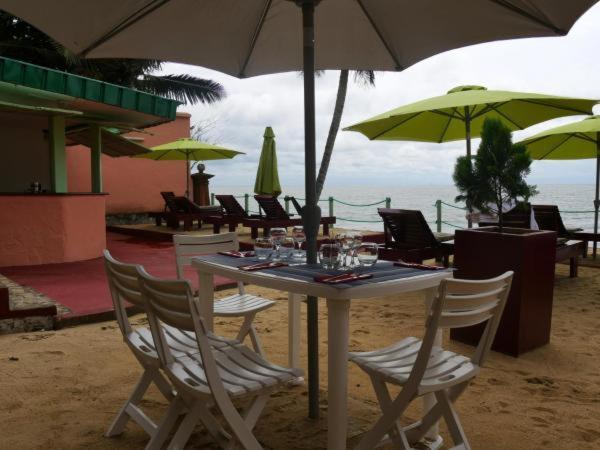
top-left (378, 208), bottom-right (453, 267)
top-left (349, 271), bottom-right (513, 450)
top-left (215, 194), bottom-right (251, 218)
top-left (532, 204), bottom-right (582, 237)
top-left (138, 270), bottom-right (303, 450)
top-left (173, 232), bottom-right (275, 356)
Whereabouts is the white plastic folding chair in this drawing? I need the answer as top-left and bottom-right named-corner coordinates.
top-left (138, 269), bottom-right (303, 450)
top-left (173, 232), bottom-right (275, 355)
top-left (103, 250), bottom-right (234, 441)
top-left (349, 271), bottom-right (513, 450)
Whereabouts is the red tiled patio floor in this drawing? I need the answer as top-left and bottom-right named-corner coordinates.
top-left (0, 232), bottom-right (235, 320)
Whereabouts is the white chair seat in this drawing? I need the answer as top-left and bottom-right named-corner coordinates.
top-left (213, 293), bottom-right (275, 317)
top-left (168, 344), bottom-right (302, 398)
top-left (349, 336), bottom-right (478, 395)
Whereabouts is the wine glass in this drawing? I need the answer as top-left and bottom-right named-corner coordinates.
top-left (318, 243), bottom-right (341, 270)
top-left (269, 227), bottom-right (287, 260)
top-left (356, 242), bottom-right (379, 268)
top-left (292, 226), bottom-right (306, 257)
top-left (335, 233), bottom-right (354, 271)
top-left (279, 237), bottom-right (296, 260)
top-left (254, 237), bottom-right (273, 260)
top-left (348, 231), bottom-right (363, 268)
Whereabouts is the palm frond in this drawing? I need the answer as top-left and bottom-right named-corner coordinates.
top-left (136, 74), bottom-right (225, 105)
top-left (353, 70), bottom-right (375, 86)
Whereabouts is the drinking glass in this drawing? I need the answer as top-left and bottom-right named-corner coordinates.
top-left (292, 226), bottom-right (306, 257)
top-left (269, 227), bottom-right (288, 260)
top-left (335, 233), bottom-right (354, 270)
top-left (254, 237), bottom-right (273, 260)
top-left (318, 243), bottom-right (341, 270)
top-left (279, 237), bottom-right (296, 260)
top-left (348, 231), bottom-right (363, 268)
top-left (356, 242), bottom-right (379, 267)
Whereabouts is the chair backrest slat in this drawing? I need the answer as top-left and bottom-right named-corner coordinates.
top-left (255, 195), bottom-right (289, 219)
top-left (173, 232), bottom-right (238, 279)
top-left (216, 195), bottom-right (248, 217)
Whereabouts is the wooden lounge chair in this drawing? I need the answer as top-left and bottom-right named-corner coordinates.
top-left (173, 232), bottom-right (275, 355)
top-left (151, 191), bottom-right (221, 231)
top-left (349, 272), bottom-right (513, 450)
top-left (531, 204), bottom-right (582, 237)
top-left (378, 208), bottom-right (453, 267)
top-left (138, 269), bottom-right (303, 450)
top-left (243, 195), bottom-right (335, 239)
top-left (201, 194), bottom-right (256, 234)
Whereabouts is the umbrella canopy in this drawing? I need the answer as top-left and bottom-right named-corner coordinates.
top-left (519, 115), bottom-right (600, 256)
top-left (254, 127), bottom-right (282, 196)
top-left (5, 0), bottom-right (598, 426)
top-left (344, 85), bottom-right (597, 157)
top-left (135, 138), bottom-right (243, 197)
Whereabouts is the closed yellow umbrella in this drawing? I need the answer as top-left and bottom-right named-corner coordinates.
top-left (254, 127), bottom-right (282, 196)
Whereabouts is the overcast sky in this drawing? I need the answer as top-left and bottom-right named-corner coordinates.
top-left (163, 3), bottom-right (600, 188)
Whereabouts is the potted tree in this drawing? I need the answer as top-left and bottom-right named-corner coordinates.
top-left (450, 118), bottom-right (557, 356)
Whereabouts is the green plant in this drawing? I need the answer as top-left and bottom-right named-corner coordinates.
top-left (453, 117), bottom-right (537, 232)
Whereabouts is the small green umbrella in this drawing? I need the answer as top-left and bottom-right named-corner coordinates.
top-left (135, 138), bottom-right (243, 197)
top-left (344, 85), bottom-right (597, 159)
top-left (254, 126), bottom-right (282, 196)
top-left (520, 115), bottom-right (600, 257)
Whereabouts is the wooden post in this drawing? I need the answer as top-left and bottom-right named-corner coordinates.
top-left (285, 197), bottom-right (290, 214)
top-left (210, 192), bottom-right (215, 205)
top-left (90, 125), bottom-right (103, 193)
top-left (385, 197), bottom-right (391, 209)
top-left (48, 115), bottom-right (67, 193)
top-left (244, 193), bottom-right (250, 214)
top-left (436, 199), bottom-right (442, 233)
top-left (328, 196), bottom-right (334, 218)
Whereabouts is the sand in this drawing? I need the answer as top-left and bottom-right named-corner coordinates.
top-left (1, 263), bottom-right (599, 449)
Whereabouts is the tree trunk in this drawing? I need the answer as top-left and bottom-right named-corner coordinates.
top-left (316, 69), bottom-right (349, 200)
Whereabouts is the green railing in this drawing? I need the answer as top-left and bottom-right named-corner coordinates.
top-left (208, 193), bottom-right (596, 231)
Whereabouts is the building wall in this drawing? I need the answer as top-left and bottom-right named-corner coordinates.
top-left (0, 194), bottom-right (106, 266)
top-left (67, 112), bottom-right (191, 214)
top-left (0, 112), bottom-right (51, 192)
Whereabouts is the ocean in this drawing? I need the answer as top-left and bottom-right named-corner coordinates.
top-left (211, 184), bottom-right (597, 234)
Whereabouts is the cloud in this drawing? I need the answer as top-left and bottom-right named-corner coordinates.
top-left (162, 4), bottom-right (600, 189)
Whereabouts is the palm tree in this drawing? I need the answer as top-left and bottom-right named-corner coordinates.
top-left (316, 70), bottom-right (375, 199)
top-left (0, 12), bottom-right (225, 105)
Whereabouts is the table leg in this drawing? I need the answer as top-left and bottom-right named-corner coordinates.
top-left (327, 298), bottom-right (350, 450)
top-left (288, 293), bottom-right (302, 368)
top-left (197, 271), bottom-right (215, 332)
top-left (423, 287), bottom-right (443, 449)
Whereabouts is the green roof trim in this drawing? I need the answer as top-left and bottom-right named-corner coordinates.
top-left (0, 56), bottom-right (180, 121)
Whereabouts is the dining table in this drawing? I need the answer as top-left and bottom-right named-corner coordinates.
top-left (191, 254), bottom-right (453, 450)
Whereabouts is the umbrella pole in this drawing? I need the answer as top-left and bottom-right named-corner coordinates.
top-left (301, 0), bottom-right (321, 420)
top-left (185, 153), bottom-right (190, 198)
top-left (465, 108), bottom-right (473, 228)
top-left (594, 135), bottom-right (599, 259)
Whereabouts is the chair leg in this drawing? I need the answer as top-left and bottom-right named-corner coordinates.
top-left (229, 223), bottom-right (237, 232)
top-left (106, 368), bottom-right (157, 437)
top-left (146, 396), bottom-right (186, 450)
top-left (323, 223), bottom-right (329, 236)
top-left (167, 401), bottom-right (204, 450)
top-left (153, 369), bottom-right (176, 401)
top-left (236, 314), bottom-right (265, 356)
top-left (213, 223), bottom-right (220, 234)
top-left (251, 227), bottom-right (258, 239)
top-left (370, 377), bottom-right (410, 449)
top-left (224, 394), bottom-right (268, 450)
top-left (435, 389), bottom-right (470, 449)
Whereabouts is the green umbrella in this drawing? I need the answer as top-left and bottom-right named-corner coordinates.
top-left (519, 115), bottom-right (600, 257)
top-left (254, 127), bottom-right (282, 196)
top-left (345, 85), bottom-right (597, 159)
top-left (135, 138), bottom-right (243, 197)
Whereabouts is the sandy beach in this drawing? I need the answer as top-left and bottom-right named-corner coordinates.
top-left (1, 262), bottom-right (599, 449)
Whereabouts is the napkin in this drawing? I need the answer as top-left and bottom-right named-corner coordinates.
top-left (394, 261), bottom-right (445, 270)
top-left (314, 272), bottom-right (373, 284)
top-left (218, 251), bottom-right (255, 258)
top-left (238, 261), bottom-right (288, 271)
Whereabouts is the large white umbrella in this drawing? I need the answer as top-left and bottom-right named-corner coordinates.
top-left (4, 0), bottom-right (597, 422)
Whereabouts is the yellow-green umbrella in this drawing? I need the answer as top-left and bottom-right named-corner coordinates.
top-left (520, 115), bottom-right (600, 256)
top-left (135, 138), bottom-right (243, 197)
top-left (254, 127), bottom-right (282, 196)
